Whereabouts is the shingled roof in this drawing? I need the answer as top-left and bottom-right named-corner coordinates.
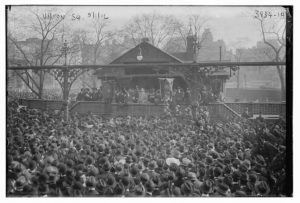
top-left (110, 40), bottom-right (183, 64)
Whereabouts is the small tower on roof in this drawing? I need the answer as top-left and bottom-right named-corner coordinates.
top-left (186, 24), bottom-right (197, 61)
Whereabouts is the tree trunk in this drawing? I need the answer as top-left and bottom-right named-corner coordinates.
top-left (190, 82), bottom-right (200, 105)
top-left (38, 70), bottom-right (44, 99)
top-left (276, 51), bottom-right (285, 102)
top-left (93, 46), bottom-right (98, 65)
top-left (185, 70), bottom-right (203, 120)
top-left (281, 84), bottom-right (286, 102)
top-left (188, 68), bottom-right (201, 105)
top-left (277, 65), bottom-right (286, 101)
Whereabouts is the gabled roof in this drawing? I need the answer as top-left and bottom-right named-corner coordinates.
top-left (110, 41), bottom-right (183, 64)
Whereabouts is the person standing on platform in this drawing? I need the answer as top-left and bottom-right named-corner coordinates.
top-left (83, 88), bottom-right (92, 101)
top-left (256, 112), bottom-right (264, 123)
top-left (76, 88), bottom-right (85, 101)
top-left (241, 107), bottom-right (251, 119)
top-left (178, 88), bottom-right (184, 104)
top-left (115, 89), bottom-right (120, 103)
top-left (128, 88), bottom-right (134, 104)
top-left (122, 89), bottom-right (129, 104)
top-left (97, 87), bottom-right (103, 101)
top-left (154, 89), bottom-right (161, 104)
top-left (139, 88), bottom-right (148, 103)
top-left (139, 88), bottom-right (143, 103)
top-left (91, 88), bottom-right (99, 101)
top-left (148, 89), bottom-right (155, 104)
top-left (134, 86), bottom-right (139, 103)
top-left (185, 88), bottom-right (191, 105)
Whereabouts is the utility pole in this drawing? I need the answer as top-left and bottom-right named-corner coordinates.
top-left (192, 35), bottom-right (198, 62)
top-left (219, 46), bottom-right (222, 61)
top-left (237, 69), bottom-right (240, 88)
top-left (237, 52), bottom-right (240, 89)
top-left (235, 49), bottom-right (242, 89)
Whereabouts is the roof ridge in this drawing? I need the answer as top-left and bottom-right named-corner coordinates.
top-left (109, 41), bottom-right (183, 64)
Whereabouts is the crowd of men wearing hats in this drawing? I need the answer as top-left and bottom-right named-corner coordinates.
top-left (7, 99), bottom-right (287, 197)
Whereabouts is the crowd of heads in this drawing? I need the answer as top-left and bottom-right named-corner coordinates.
top-left (7, 98), bottom-right (287, 197)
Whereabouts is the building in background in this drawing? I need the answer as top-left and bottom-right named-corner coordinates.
top-left (170, 28), bottom-right (234, 62)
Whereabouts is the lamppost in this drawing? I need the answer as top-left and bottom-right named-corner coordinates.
top-left (61, 40), bottom-right (70, 121)
top-left (137, 46), bottom-right (143, 61)
top-left (62, 40), bottom-right (69, 66)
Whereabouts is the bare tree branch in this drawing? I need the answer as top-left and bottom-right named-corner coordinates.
top-left (8, 37), bottom-right (33, 66)
top-left (9, 8), bottom-right (66, 98)
top-left (31, 11), bottom-right (45, 36)
top-left (258, 17), bottom-right (278, 53)
top-left (254, 13), bottom-right (286, 100)
top-left (14, 70), bottom-right (39, 96)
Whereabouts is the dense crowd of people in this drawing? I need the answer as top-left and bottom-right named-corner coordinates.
top-left (6, 97), bottom-right (287, 197)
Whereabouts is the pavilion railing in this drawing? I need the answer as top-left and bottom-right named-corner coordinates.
top-left (206, 103), bottom-right (242, 122)
top-left (225, 102), bottom-right (286, 116)
top-left (18, 99), bottom-right (64, 111)
top-left (16, 99), bottom-right (286, 119)
top-left (69, 101), bottom-right (166, 116)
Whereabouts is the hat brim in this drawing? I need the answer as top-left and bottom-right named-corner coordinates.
top-left (255, 184), bottom-right (270, 196)
top-left (216, 187), bottom-right (228, 196)
top-left (200, 183), bottom-right (213, 194)
top-left (166, 158), bottom-right (180, 166)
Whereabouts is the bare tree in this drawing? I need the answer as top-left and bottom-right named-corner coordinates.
top-left (121, 12), bottom-right (179, 48)
top-left (254, 8), bottom-right (287, 101)
top-left (69, 18), bottom-right (112, 89)
top-left (91, 19), bottom-right (108, 64)
top-left (83, 18), bottom-right (113, 65)
top-left (8, 8), bottom-right (66, 99)
top-left (173, 15), bottom-right (209, 50)
top-left (72, 29), bottom-right (88, 49)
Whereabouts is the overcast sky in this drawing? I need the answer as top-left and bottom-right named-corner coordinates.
top-left (8, 5), bottom-right (286, 49)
